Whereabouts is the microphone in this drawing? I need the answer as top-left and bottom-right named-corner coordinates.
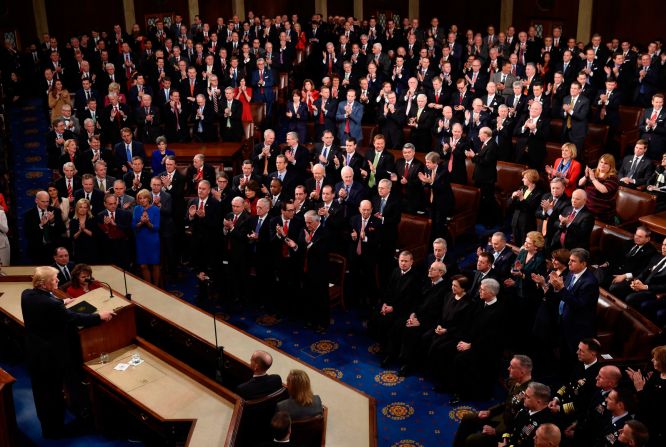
top-left (122, 269), bottom-right (132, 301)
top-left (213, 312), bottom-right (225, 385)
top-left (87, 277), bottom-right (114, 299)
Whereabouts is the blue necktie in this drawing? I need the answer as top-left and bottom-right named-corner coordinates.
top-left (126, 144), bottom-right (132, 163)
top-left (559, 275), bottom-right (575, 315)
top-left (255, 217), bottom-right (262, 234)
top-left (380, 198), bottom-right (386, 214)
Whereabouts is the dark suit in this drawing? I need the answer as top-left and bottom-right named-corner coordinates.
top-left (312, 97), bottom-right (338, 139)
top-left (509, 187), bottom-right (543, 246)
top-left (55, 177), bottom-right (82, 202)
top-left (252, 142), bottom-right (280, 176)
top-left (220, 99), bottom-right (244, 142)
top-left (52, 261), bottom-right (75, 284)
top-left (73, 188), bottom-right (105, 214)
top-left (471, 140), bottom-right (499, 224)
top-left (185, 164), bottom-right (217, 195)
top-left (223, 211), bottom-right (252, 302)
top-left (551, 205), bottom-right (595, 250)
top-left (364, 149), bottom-right (395, 188)
top-left (46, 130), bottom-right (76, 170)
top-left (270, 215), bottom-right (304, 314)
top-left (617, 154), bottom-right (655, 188)
top-left (514, 115), bottom-right (549, 169)
top-left (311, 143), bottom-right (342, 182)
top-left (535, 193), bottom-right (571, 248)
top-left (334, 181), bottom-right (367, 218)
top-left (236, 374), bottom-right (283, 400)
top-left (393, 158), bottom-right (426, 214)
top-left (639, 107), bottom-right (666, 160)
top-left (186, 196), bottom-right (222, 274)
top-left (299, 225), bottom-right (331, 327)
top-left (441, 137), bottom-right (470, 185)
top-left (122, 171), bottom-right (152, 197)
top-left (377, 103), bottom-right (407, 149)
top-left (552, 269), bottom-right (599, 353)
top-left (113, 140), bottom-right (146, 173)
top-left (21, 287), bottom-right (103, 437)
top-left (562, 95), bottom-right (590, 153)
top-left (191, 102), bottom-right (218, 142)
top-left (95, 208), bottom-right (132, 269)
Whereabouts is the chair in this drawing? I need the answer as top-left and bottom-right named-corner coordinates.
top-left (615, 186), bottom-right (656, 229)
top-left (396, 214), bottom-right (431, 265)
top-left (465, 158), bottom-right (475, 186)
top-left (598, 225), bottom-right (634, 264)
top-left (236, 387), bottom-right (290, 447)
top-left (250, 102), bottom-right (267, 131)
top-left (447, 183), bottom-right (481, 244)
top-left (328, 253), bottom-right (347, 310)
top-left (495, 161), bottom-right (527, 217)
top-left (616, 106), bottom-right (643, 158)
top-left (597, 289), bottom-right (662, 364)
top-left (290, 406), bottom-right (327, 447)
top-left (584, 123), bottom-right (610, 165)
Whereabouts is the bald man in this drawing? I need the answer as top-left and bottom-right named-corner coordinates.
top-left (236, 350), bottom-right (283, 400)
top-left (24, 190), bottom-right (66, 264)
top-left (571, 365), bottom-right (622, 445)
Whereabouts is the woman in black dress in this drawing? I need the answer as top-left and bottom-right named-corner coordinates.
top-left (509, 168), bottom-right (543, 246)
top-left (627, 345), bottom-right (666, 447)
top-left (422, 275), bottom-right (475, 390)
top-left (69, 198), bottom-right (97, 264)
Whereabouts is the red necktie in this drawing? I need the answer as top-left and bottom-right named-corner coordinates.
top-left (319, 101), bottom-right (325, 124)
top-left (260, 70), bottom-right (264, 94)
top-left (195, 168), bottom-right (203, 181)
top-left (651, 110), bottom-right (658, 121)
top-left (403, 162), bottom-right (409, 178)
top-left (282, 220), bottom-right (290, 257)
top-left (190, 81), bottom-right (195, 96)
top-left (448, 140), bottom-right (456, 172)
top-left (232, 214), bottom-right (238, 225)
top-left (67, 180), bottom-right (73, 200)
top-left (316, 180), bottom-right (321, 196)
top-left (560, 210), bottom-right (577, 245)
top-left (198, 200), bottom-right (204, 211)
top-left (356, 219), bottom-right (366, 255)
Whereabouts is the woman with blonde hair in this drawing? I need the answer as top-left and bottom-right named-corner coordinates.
top-left (277, 369), bottom-right (323, 420)
top-left (545, 142), bottom-right (582, 197)
top-left (104, 82), bottom-right (127, 106)
top-left (578, 153), bottom-right (619, 223)
top-left (69, 198), bottom-right (97, 264)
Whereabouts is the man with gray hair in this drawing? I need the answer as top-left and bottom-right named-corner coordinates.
top-left (502, 382), bottom-right (556, 446)
top-left (408, 93), bottom-right (435, 152)
top-left (252, 128), bottom-right (278, 176)
top-left (454, 354), bottom-right (534, 445)
top-left (448, 277), bottom-right (506, 403)
top-left (221, 85), bottom-right (243, 141)
top-left (551, 188), bottom-right (594, 251)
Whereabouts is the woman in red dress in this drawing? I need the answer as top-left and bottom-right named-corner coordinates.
top-left (66, 264), bottom-right (101, 298)
top-left (293, 23), bottom-right (307, 51)
top-left (302, 79), bottom-right (319, 114)
top-left (234, 77), bottom-right (254, 123)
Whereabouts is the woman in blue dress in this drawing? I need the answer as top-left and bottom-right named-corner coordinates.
top-left (133, 189), bottom-right (161, 285)
top-left (150, 135), bottom-right (176, 175)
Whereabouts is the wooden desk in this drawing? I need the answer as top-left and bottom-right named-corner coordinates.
top-left (147, 142), bottom-right (243, 172)
top-left (0, 266), bottom-right (377, 446)
top-left (85, 340), bottom-right (239, 447)
top-left (639, 211), bottom-right (666, 237)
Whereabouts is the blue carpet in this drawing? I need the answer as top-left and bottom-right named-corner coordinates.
top-left (8, 99), bottom-right (52, 263)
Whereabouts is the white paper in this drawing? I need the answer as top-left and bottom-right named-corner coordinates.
top-left (114, 363), bottom-right (129, 371)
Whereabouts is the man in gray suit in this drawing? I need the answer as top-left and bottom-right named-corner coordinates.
top-left (93, 160), bottom-right (116, 192)
top-left (492, 61), bottom-right (519, 99)
top-left (112, 180), bottom-right (135, 212)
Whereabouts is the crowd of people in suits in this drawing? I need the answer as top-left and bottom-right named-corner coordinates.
top-left (5, 10), bottom-right (666, 447)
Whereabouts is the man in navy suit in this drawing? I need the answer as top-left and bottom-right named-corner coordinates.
top-left (284, 132), bottom-right (310, 184)
top-left (561, 81), bottom-right (590, 156)
top-left (268, 155), bottom-right (298, 199)
top-left (95, 192), bottom-right (133, 269)
top-left (618, 239), bottom-right (666, 324)
top-left (270, 200), bottom-right (304, 316)
top-left (479, 232), bottom-right (517, 282)
top-left (634, 54), bottom-right (659, 107)
top-left (639, 93), bottom-right (666, 160)
top-left (618, 140), bottom-right (655, 189)
top-left (186, 180), bottom-right (222, 284)
top-left (419, 152), bottom-right (455, 242)
top-left (113, 128), bottom-right (146, 175)
top-left (547, 248), bottom-right (599, 369)
top-left (250, 58), bottom-right (274, 117)
top-left (363, 135), bottom-right (395, 191)
top-left (348, 200), bottom-right (382, 307)
top-left (312, 86), bottom-right (338, 139)
top-left (551, 189), bottom-right (595, 251)
top-left (247, 198), bottom-right (274, 307)
top-left (74, 174), bottom-right (105, 214)
top-left (236, 351), bottom-right (283, 400)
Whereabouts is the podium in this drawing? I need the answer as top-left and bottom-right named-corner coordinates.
top-left (66, 288), bottom-right (136, 363)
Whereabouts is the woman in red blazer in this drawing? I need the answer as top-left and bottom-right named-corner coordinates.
top-left (546, 142), bottom-right (582, 197)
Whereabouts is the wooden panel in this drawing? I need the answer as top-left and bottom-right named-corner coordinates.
top-left (198, 1), bottom-right (233, 24)
top-left (419, 0), bottom-right (501, 34)
top-left (45, 0), bottom-right (125, 43)
top-left (78, 305), bottom-right (137, 363)
top-left (512, 0), bottom-right (578, 40)
top-left (0, 0), bottom-right (36, 48)
top-left (592, 0), bottom-right (666, 47)
top-left (133, 0), bottom-right (190, 27)
top-left (326, 0), bottom-right (355, 18)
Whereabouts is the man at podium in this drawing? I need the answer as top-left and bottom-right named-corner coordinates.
top-left (21, 266), bottom-right (115, 439)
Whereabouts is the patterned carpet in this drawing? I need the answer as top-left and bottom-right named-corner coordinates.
top-left (163, 242), bottom-right (504, 447)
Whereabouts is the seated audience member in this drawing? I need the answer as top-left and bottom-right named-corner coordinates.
top-left (478, 232), bottom-right (516, 282)
top-left (263, 411), bottom-right (292, 446)
top-left (51, 246), bottom-right (75, 284)
top-left (646, 153), bottom-right (666, 211)
top-left (545, 143), bottom-right (582, 197)
top-left (577, 153), bottom-right (619, 224)
top-left (616, 420), bottom-right (650, 447)
top-left (453, 355), bottom-right (534, 447)
top-left (499, 383), bottom-right (556, 446)
top-left (535, 178), bottom-right (570, 249)
top-left (65, 263), bottom-right (101, 298)
top-left (550, 189), bottom-right (594, 251)
top-left (534, 423), bottom-right (561, 447)
top-left (617, 140), bottom-right (655, 189)
top-left (277, 370), bottom-right (323, 420)
top-left (595, 226), bottom-right (656, 288)
top-left (236, 350), bottom-right (283, 400)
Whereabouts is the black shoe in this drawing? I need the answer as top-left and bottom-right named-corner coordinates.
top-left (448, 394), bottom-right (461, 405)
top-left (397, 365), bottom-right (410, 377)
